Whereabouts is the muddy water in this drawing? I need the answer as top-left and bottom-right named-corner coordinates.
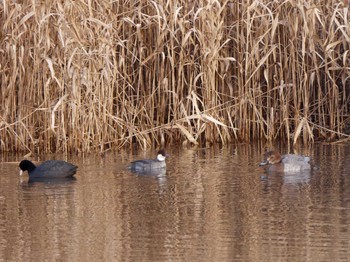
top-left (1, 143), bottom-right (350, 261)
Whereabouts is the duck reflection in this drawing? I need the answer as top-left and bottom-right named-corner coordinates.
top-left (27, 176), bottom-right (77, 184)
top-left (260, 170), bottom-right (311, 185)
top-left (130, 168), bottom-right (167, 194)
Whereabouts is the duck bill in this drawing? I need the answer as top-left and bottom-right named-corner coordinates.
top-left (259, 161), bottom-right (268, 166)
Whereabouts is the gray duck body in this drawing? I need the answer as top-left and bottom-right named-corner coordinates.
top-left (128, 150), bottom-right (168, 171)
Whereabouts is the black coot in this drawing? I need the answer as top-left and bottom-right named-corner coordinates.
top-left (19, 160), bottom-right (78, 178)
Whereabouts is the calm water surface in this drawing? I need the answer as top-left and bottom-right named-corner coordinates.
top-left (1, 143), bottom-right (350, 261)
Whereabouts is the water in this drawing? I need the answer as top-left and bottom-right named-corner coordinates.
top-left (1, 143), bottom-right (350, 261)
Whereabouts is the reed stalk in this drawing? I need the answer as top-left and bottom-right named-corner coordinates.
top-left (0, 0), bottom-right (349, 152)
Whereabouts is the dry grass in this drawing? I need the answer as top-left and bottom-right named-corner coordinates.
top-left (1, 0), bottom-right (350, 153)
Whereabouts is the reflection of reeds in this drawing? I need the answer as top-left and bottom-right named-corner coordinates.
top-left (1, 1), bottom-right (350, 152)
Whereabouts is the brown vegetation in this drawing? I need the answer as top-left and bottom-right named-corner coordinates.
top-left (1, 0), bottom-right (350, 153)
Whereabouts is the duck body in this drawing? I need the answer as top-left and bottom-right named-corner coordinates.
top-left (128, 150), bottom-right (168, 172)
top-left (19, 160), bottom-right (78, 178)
top-left (259, 151), bottom-right (311, 172)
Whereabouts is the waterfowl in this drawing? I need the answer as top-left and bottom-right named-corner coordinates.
top-left (128, 149), bottom-right (169, 171)
top-left (259, 150), bottom-right (311, 172)
top-left (19, 160), bottom-right (78, 178)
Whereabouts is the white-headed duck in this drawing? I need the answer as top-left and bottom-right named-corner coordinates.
top-left (128, 149), bottom-right (169, 171)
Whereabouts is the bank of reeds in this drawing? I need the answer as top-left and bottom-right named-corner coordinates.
top-left (1, 0), bottom-right (350, 152)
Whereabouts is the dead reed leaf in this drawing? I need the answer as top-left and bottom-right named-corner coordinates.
top-left (175, 123), bottom-right (198, 145)
top-left (86, 18), bottom-right (112, 29)
top-left (51, 94), bottom-right (68, 134)
top-left (201, 113), bottom-right (236, 130)
top-left (293, 117), bottom-right (314, 145)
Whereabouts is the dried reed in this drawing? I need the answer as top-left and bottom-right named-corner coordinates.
top-left (1, 0), bottom-right (349, 152)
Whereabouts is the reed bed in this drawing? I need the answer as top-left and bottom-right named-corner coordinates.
top-left (1, 0), bottom-right (350, 153)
